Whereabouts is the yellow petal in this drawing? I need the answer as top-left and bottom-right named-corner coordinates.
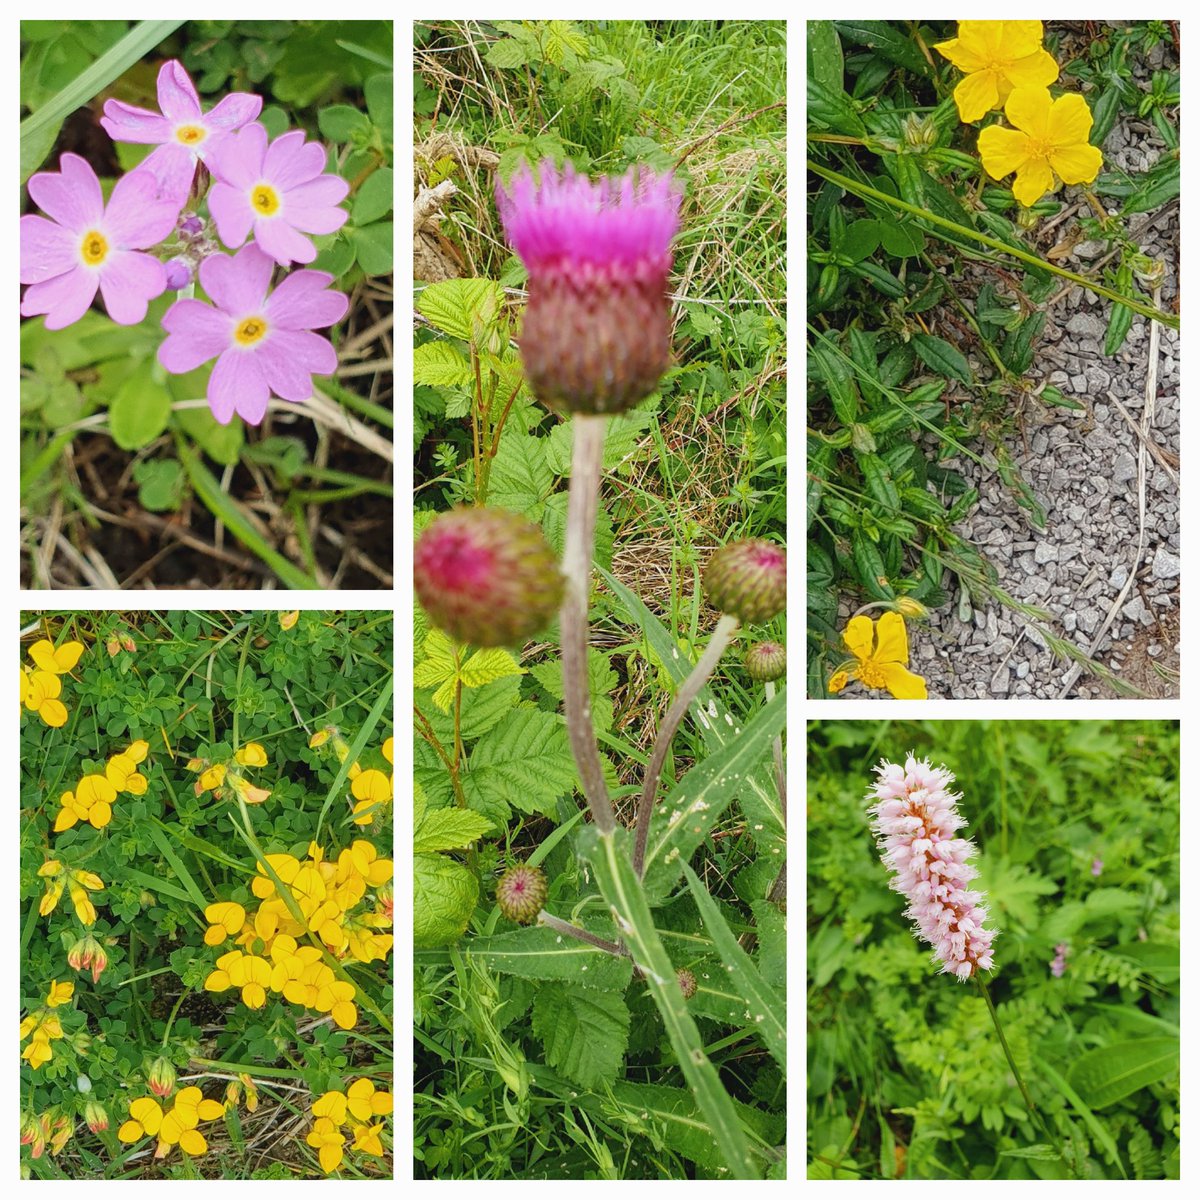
top-left (978, 125), bottom-right (1033, 181)
top-left (125, 740), bottom-right (150, 764)
top-left (1046, 91), bottom-right (1094, 146)
top-left (1012, 158), bottom-right (1056, 207)
top-left (351, 769), bottom-right (390, 805)
top-left (880, 662), bottom-right (929, 700)
top-left (331, 1000), bottom-right (358, 1030)
top-left (1003, 48), bottom-right (1058, 92)
top-left (242, 982), bottom-right (267, 1009)
top-left (175, 1087), bottom-right (203, 1108)
top-left (1049, 142), bottom-right (1103, 186)
top-left (841, 615), bottom-right (876, 665)
top-left (204, 969), bottom-right (232, 993)
top-left (77, 774), bottom-right (117, 806)
top-left (318, 1141), bottom-right (343, 1173)
top-left (130, 1098), bottom-right (163, 1136)
top-left (1004, 85), bottom-right (1053, 139)
top-left (39, 698), bottom-right (69, 728)
top-left (932, 35), bottom-right (985, 74)
top-left (197, 1100), bottom-right (225, 1120)
top-left (117, 1120), bottom-right (144, 1143)
top-left (280, 610), bottom-right (299, 631)
top-left (53, 807), bottom-right (79, 832)
top-left (952, 70), bottom-right (1001, 123)
top-left (313, 1091), bottom-right (348, 1124)
top-left (873, 612), bottom-right (911, 667)
top-left (235, 743), bottom-right (268, 768)
top-left (88, 801), bottom-right (113, 829)
top-left (178, 1128), bottom-right (207, 1156)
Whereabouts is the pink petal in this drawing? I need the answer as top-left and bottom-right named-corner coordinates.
top-left (285, 203), bottom-right (349, 236)
top-left (156, 60), bottom-right (202, 123)
top-left (159, 300), bottom-right (233, 373)
top-left (208, 181), bottom-right (255, 250)
top-left (255, 329), bottom-right (336, 400)
top-left (198, 245), bottom-right (274, 316)
top-left (254, 217), bottom-right (316, 266)
top-left (27, 153), bottom-right (103, 232)
top-left (209, 348), bottom-right (269, 425)
top-left (21, 267), bottom-right (99, 331)
top-left (264, 270), bottom-right (348, 331)
top-left (104, 171), bottom-right (182, 248)
top-left (98, 251), bottom-right (166, 325)
top-left (99, 101), bottom-right (173, 145)
top-left (205, 91), bottom-right (263, 131)
top-left (264, 131), bottom-right (327, 190)
top-left (20, 214), bottom-right (80, 284)
top-left (137, 143), bottom-right (198, 208)
top-left (284, 175), bottom-right (350, 209)
top-left (208, 124), bottom-right (267, 189)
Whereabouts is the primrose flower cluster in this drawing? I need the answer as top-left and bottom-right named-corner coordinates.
top-left (20, 59), bottom-right (351, 426)
top-left (20, 638), bottom-right (84, 729)
top-left (202, 838), bottom-right (393, 1028)
top-left (868, 755), bottom-right (997, 980)
top-left (935, 21), bottom-right (1103, 206)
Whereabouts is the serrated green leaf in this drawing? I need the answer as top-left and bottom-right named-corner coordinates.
top-left (485, 428), bottom-right (554, 519)
top-left (414, 807), bottom-right (495, 854)
top-left (417, 278), bottom-right (504, 342)
top-left (413, 341), bottom-right (473, 389)
top-left (529, 648), bottom-right (616, 735)
top-left (466, 924), bottom-right (633, 990)
top-left (532, 982), bottom-right (629, 1088)
top-left (414, 853), bottom-right (479, 949)
top-left (486, 36), bottom-right (528, 68)
top-left (462, 707), bottom-right (577, 818)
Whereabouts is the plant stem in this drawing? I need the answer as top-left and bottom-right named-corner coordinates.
top-left (975, 974), bottom-right (1071, 1173)
top-left (764, 679), bottom-right (785, 813)
top-left (561, 414), bottom-right (616, 834)
top-left (536, 910), bottom-right (626, 957)
top-left (632, 613), bottom-right (739, 877)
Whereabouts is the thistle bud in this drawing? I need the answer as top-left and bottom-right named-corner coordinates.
top-left (497, 161), bottom-right (681, 415)
top-left (148, 1056), bottom-right (176, 1098)
top-left (744, 641), bottom-right (786, 682)
top-left (495, 864), bottom-right (548, 925)
top-left (415, 507), bottom-right (564, 648)
top-left (84, 1100), bottom-right (108, 1134)
top-left (703, 539), bottom-right (786, 625)
top-left (676, 968), bottom-right (698, 999)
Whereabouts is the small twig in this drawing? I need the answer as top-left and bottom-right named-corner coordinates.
top-left (633, 613), bottom-right (739, 877)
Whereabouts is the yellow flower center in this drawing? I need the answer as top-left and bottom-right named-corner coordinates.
top-left (234, 317), bottom-right (268, 347)
top-left (856, 662), bottom-right (889, 690)
top-left (1023, 135), bottom-right (1053, 162)
top-left (251, 184), bottom-right (280, 216)
top-left (80, 230), bottom-right (108, 266)
top-left (176, 124), bottom-right (207, 145)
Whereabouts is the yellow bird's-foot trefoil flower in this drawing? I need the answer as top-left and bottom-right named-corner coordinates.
top-left (934, 21), bottom-right (1058, 123)
top-left (828, 612), bottom-right (928, 699)
top-left (978, 86), bottom-right (1103, 206)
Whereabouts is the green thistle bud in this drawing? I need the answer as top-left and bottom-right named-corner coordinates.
top-left (744, 641), bottom-right (786, 682)
top-left (676, 968), bottom-right (698, 999)
top-left (703, 538), bottom-right (786, 624)
top-left (415, 508), bottom-right (564, 648)
top-left (495, 864), bottom-right (548, 925)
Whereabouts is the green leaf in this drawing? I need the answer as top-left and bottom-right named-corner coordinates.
top-left (132, 458), bottom-right (184, 512)
top-left (414, 853), bottom-right (479, 949)
top-left (806, 21), bottom-right (843, 92)
top-left (352, 167), bottom-right (393, 225)
top-left (834, 20), bottom-right (930, 75)
top-left (108, 361), bottom-right (172, 450)
top-left (417, 278), bottom-right (504, 343)
top-left (463, 707), bottom-right (577, 819)
top-left (1068, 1037), bottom-right (1179, 1109)
top-left (529, 648), bottom-right (616, 735)
top-left (348, 220), bottom-right (393, 276)
top-left (806, 76), bottom-right (866, 136)
top-left (486, 428), bottom-right (554, 519)
top-left (364, 72), bottom-right (393, 140)
top-left (318, 103), bottom-right (371, 143)
top-left (414, 807), bottom-right (495, 854)
top-left (466, 924), bottom-right (633, 991)
top-left (486, 37), bottom-right (529, 68)
top-left (912, 333), bottom-right (972, 385)
top-left (413, 341), bottom-right (473, 389)
top-left (578, 826), bottom-right (761, 1179)
top-left (532, 982), bottom-right (629, 1089)
top-left (681, 862), bottom-right (785, 1072)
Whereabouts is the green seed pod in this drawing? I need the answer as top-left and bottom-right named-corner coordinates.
top-left (744, 641), bottom-right (786, 682)
top-left (703, 538), bottom-right (786, 625)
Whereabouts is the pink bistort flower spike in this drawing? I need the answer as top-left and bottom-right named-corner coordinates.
top-left (100, 60), bottom-right (262, 203)
top-left (206, 125), bottom-right (350, 266)
top-left (157, 243), bottom-right (348, 426)
top-left (496, 159), bottom-right (682, 415)
top-left (20, 154), bottom-right (180, 330)
top-left (867, 754), bottom-right (997, 981)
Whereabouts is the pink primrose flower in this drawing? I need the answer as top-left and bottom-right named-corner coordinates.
top-left (207, 125), bottom-right (349, 266)
top-left (494, 159), bottom-right (682, 414)
top-left (868, 754), bottom-right (997, 981)
top-left (20, 154), bottom-right (179, 330)
top-left (100, 60), bottom-right (262, 202)
top-left (157, 243), bottom-right (348, 426)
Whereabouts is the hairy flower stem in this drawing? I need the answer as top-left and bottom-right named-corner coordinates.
top-left (537, 910), bottom-right (625, 957)
top-left (764, 679), bottom-right (785, 809)
top-left (975, 975), bottom-right (1072, 1173)
top-left (562, 414), bottom-right (616, 834)
top-left (633, 613), bottom-right (740, 877)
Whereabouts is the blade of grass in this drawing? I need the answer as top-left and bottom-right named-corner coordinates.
top-left (147, 819), bottom-right (209, 911)
top-left (175, 438), bottom-right (320, 589)
top-left (314, 676), bottom-right (393, 842)
top-left (21, 20), bottom-right (185, 183)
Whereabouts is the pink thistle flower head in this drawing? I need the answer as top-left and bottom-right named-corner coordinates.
top-left (207, 125), bottom-right (350, 266)
top-left (20, 154), bottom-right (180, 330)
top-left (100, 60), bottom-right (262, 202)
top-left (157, 243), bottom-right (348, 426)
top-left (414, 507), bottom-right (564, 648)
top-left (496, 159), bottom-right (682, 415)
top-left (703, 538), bottom-right (787, 625)
top-left (867, 754), bottom-right (997, 982)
